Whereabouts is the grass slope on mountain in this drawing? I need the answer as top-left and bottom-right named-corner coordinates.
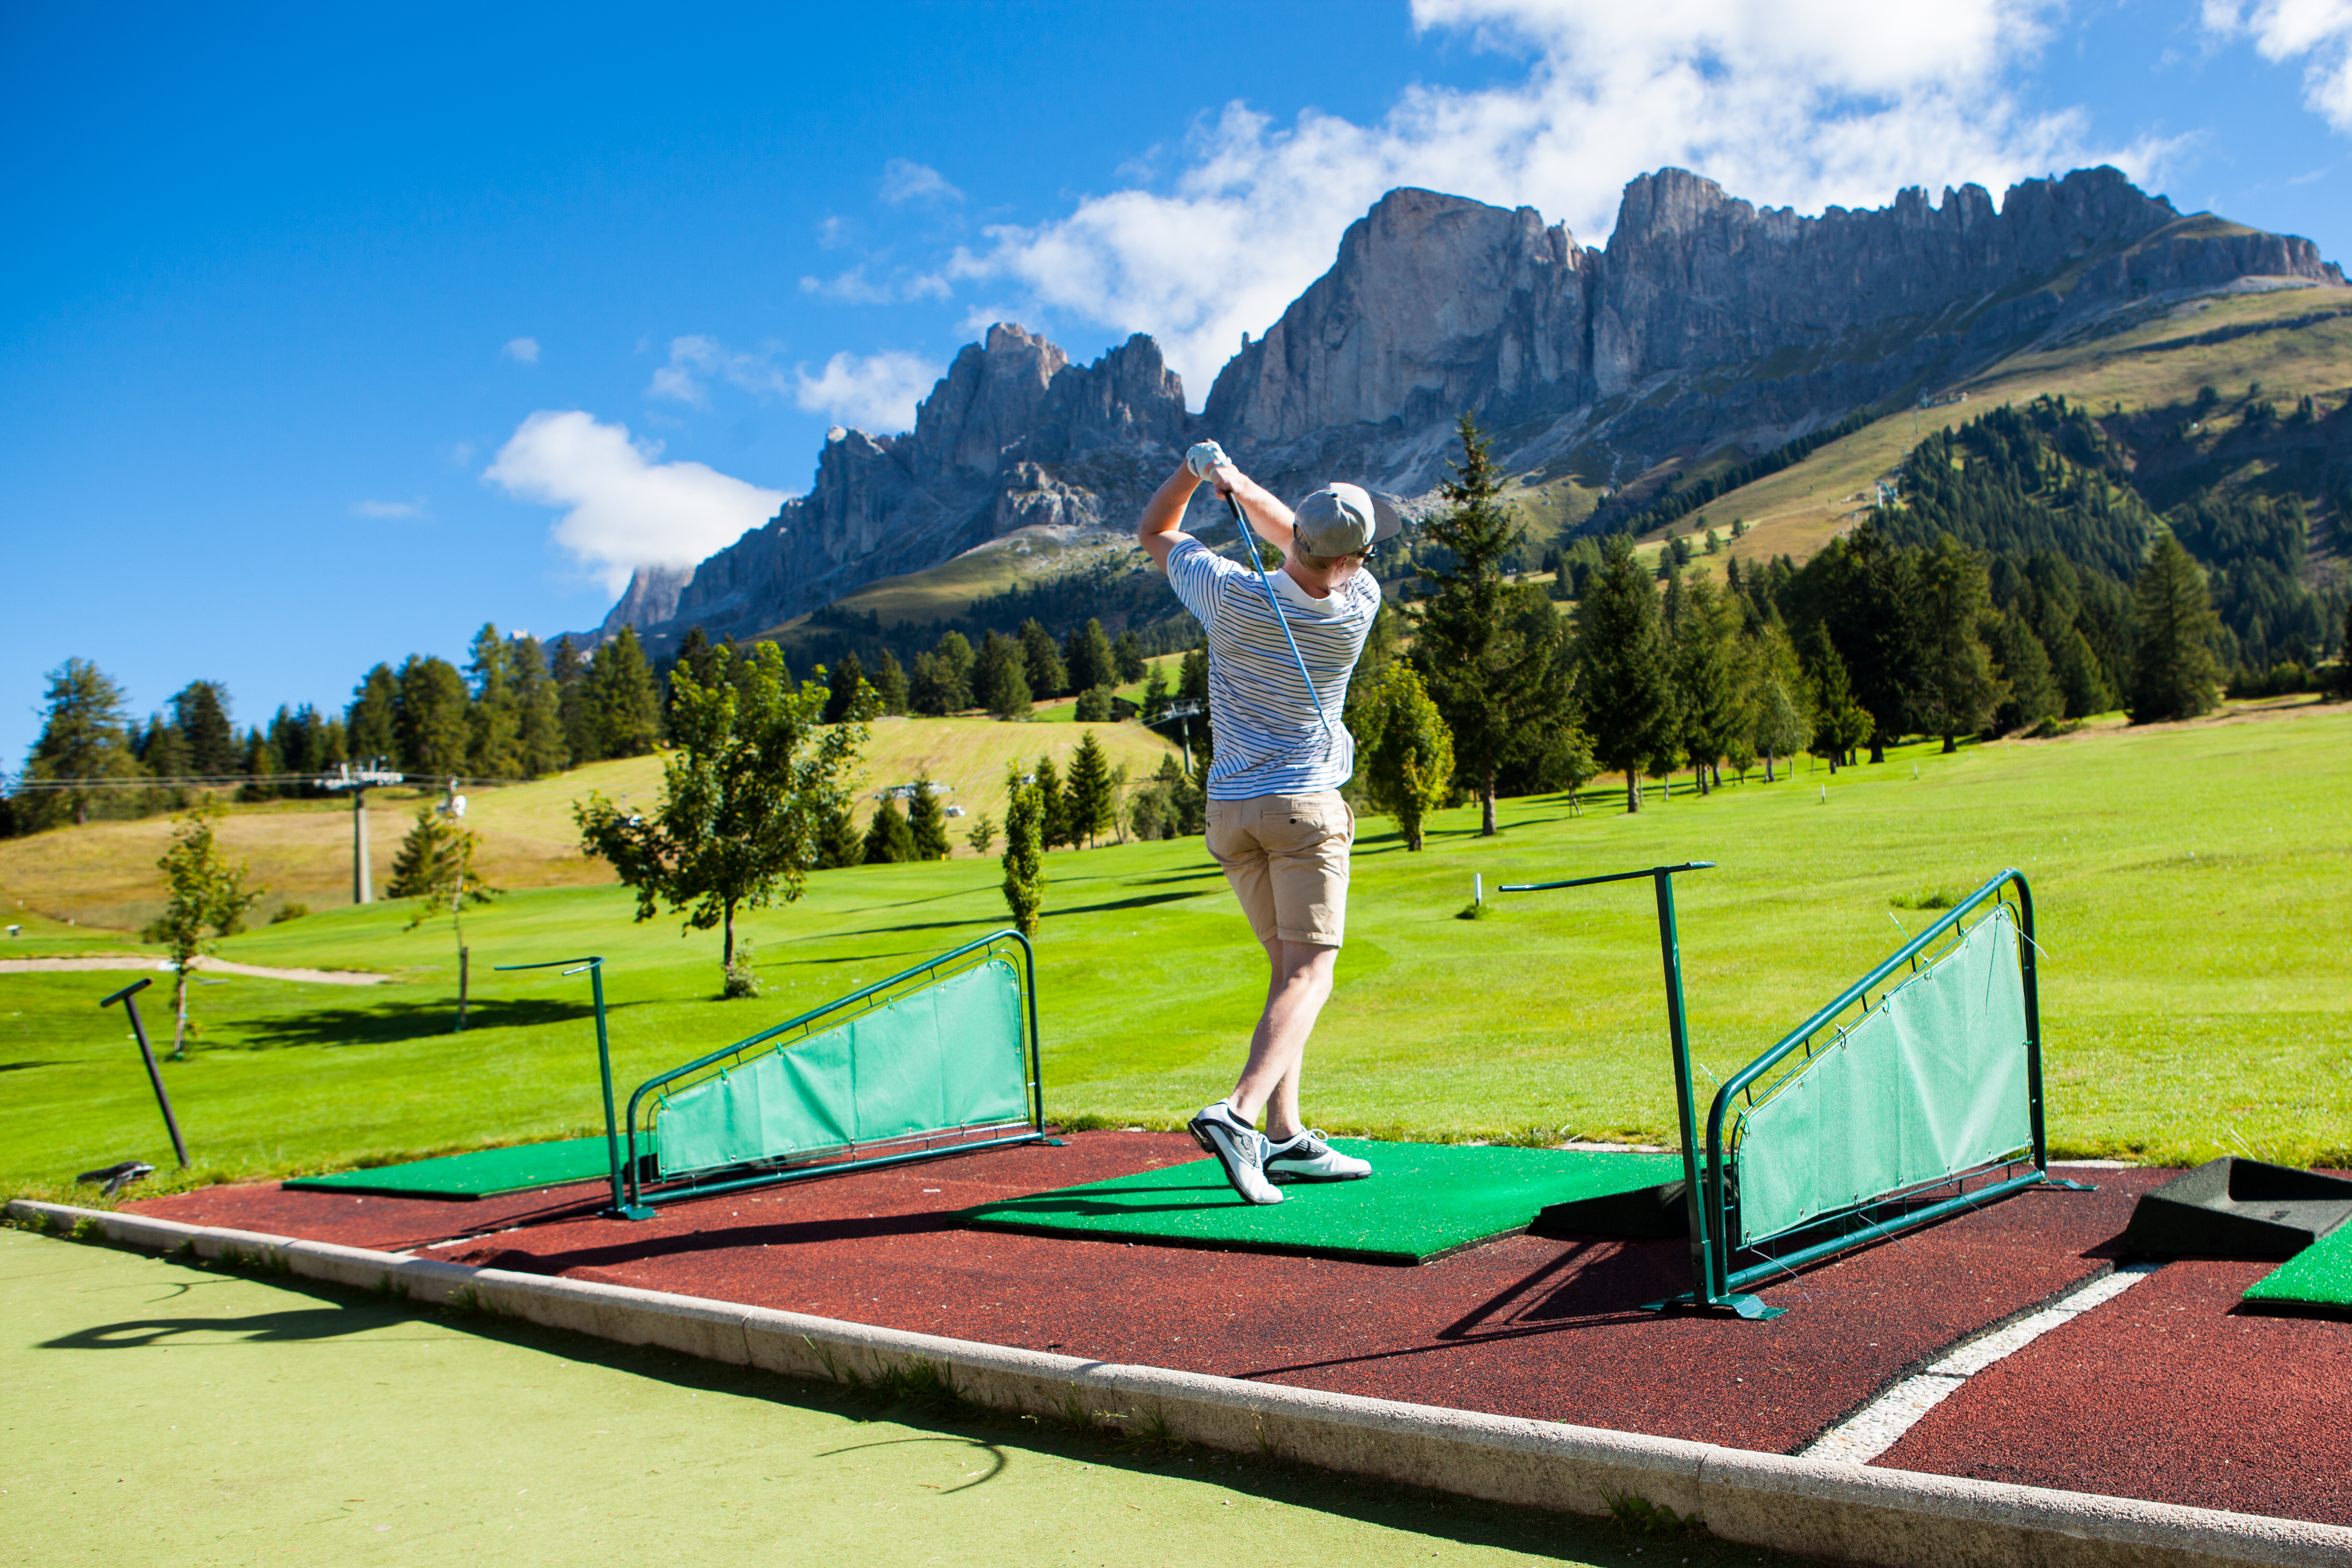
top-left (4, 702), bottom-right (2347, 1197)
top-left (0, 719), bottom-right (1180, 933)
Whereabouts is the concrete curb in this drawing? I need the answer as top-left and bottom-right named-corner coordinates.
top-left (12, 1198), bottom-right (2346, 1568)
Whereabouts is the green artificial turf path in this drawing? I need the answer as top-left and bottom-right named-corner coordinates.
top-left (282, 1134), bottom-right (630, 1198)
top-left (4, 1229), bottom-right (1807, 1568)
top-left (2244, 1220), bottom-right (2352, 1312)
top-left (961, 1142), bottom-right (1684, 1262)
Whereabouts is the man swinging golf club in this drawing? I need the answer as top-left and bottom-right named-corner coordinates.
top-left (1136, 439), bottom-right (1399, 1204)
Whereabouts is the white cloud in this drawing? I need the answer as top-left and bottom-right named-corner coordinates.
top-left (483, 411), bottom-right (788, 593)
top-left (350, 497), bottom-right (428, 519)
top-left (502, 336), bottom-right (541, 364)
top-left (646, 335), bottom-right (789, 407)
top-left (799, 265), bottom-right (954, 304)
top-left (2204, 0), bottom-right (2352, 132)
top-left (791, 350), bottom-right (942, 433)
top-left (879, 157), bottom-right (962, 204)
top-left (946, 0), bottom-right (2165, 397)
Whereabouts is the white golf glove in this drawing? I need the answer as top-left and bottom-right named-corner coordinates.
top-left (1185, 441), bottom-right (1230, 480)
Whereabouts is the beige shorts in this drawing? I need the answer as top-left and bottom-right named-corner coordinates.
top-left (1205, 790), bottom-right (1354, 948)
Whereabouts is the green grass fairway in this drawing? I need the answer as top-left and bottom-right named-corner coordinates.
top-left (5, 1230), bottom-right (1803, 1568)
top-left (3, 704), bottom-right (2348, 1198)
top-left (962, 1144), bottom-right (1684, 1263)
top-left (2244, 1222), bottom-right (2352, 1315)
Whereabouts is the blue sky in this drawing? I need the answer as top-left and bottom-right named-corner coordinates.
top-left (6, 0), bottom-right (2350, 767)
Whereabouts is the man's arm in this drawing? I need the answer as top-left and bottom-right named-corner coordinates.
top-left (1138, 454), bottom-right (1297, 569)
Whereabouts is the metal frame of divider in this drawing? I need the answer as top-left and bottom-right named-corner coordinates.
top-left (500, 932), bottom-right (1048, 1222)
top-left (1499, 864), bottom-right (2085, 1320)
top-left (615, 929), bottom-right (1049, 1219)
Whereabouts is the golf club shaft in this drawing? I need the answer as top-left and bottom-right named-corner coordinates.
top-left (1223, 491), bottom-right (1332, 737)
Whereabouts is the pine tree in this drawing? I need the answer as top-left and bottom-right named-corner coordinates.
top-left (931, 631), bottom-right (976, 712)
top-left (347, 664), bottom-right (400, 767)
top-left (1574, 536), bottom-right (1676, 812)
top-left (170, 680), bottom-right (239, 780)
top-left (1990, 612), bottom-right (2061, 734)
top-left (1073, 686), bottom-right (1110, 722)
top-left (815, 794), bottom-right (864, 869)
top-left (1018, 619), bottom-right (1066, 699)
top-left (394, 654), bottom-right (471, 779)
top-left (1747, 626), bottom-right (1813, 783)
top-left (822, 650), bottom-right (868, 724)
top-left (241, 727), bottom-right (282, 801)
top-left (1672, 571), bottom-right (1741, 793)
top-left (999, 767), bottom-right (1046, 936)
top-left (862, 797), bottom-right (915, 863)
top-left (511, 634), bottom-right (569, 777)
top-left (1176, 643), bottom-right (1214, 773)
top-left (1912, 536), bottom-right (2007, 752)
top-left (1363, 663), bottom-right (1454, 851)
top-left (141, 798), bottom-right (263, 1055)
top-left (1063, 733), bottom-right (1116, 848)
top-left (386, 803), bottom-right (500, 1030)
top-left (907, 778), bottom-right (952, 860)
top-left (575, 642), bottom-right (867, 985)
top-left (549, 637), bottom-right (598, 765)
top-left (1413, 415), bottom-right (1568, 834)
top-left (2130, 532), bottom-right (2223, 722)
top-left (1064, 618), bottom-right (1116, 695)
top-left (1113, 630), bottom-right (1146, 684)
top-left (589, 628), bottom-right (662, 757)
top-left (966, 813), bottom-right (997, 854)
top-left (24, 659), bottom-right (138, 828)
top-left (1032, 753), bottom-right (1069, 848)
top-left (465, 624), bottom-right (524, 778)
top-left (975, 632), bottom-right (1028, 719)
top-left (874, 649), bottom-right (909, 714)
top-left (1802, 625), bottom-right (1872, 771)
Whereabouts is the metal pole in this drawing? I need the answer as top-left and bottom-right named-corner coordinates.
top-left (102, 979), bottom-right (188, 1168)
top-left (1652, 870), bottom-right (1714, 1305)
top-left (354, 784), bottom-right (371, 905)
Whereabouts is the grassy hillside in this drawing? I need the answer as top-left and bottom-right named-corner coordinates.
top-left (0, 717), bottom-right (1182, 933)
top-left (5, 700), bottom-right (2346, 1196)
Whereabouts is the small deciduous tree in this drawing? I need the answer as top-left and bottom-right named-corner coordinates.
top-left (1362, 663), bottom-right (1454, 851)
top-left (1747, 627), bottom-right (1814, 783)
top-left (386, 802), bottom-right (501, 1030)
top-left (576, 642), bottom-right (865, 990)
top-left (142, 798), bottom-right (264, 1057)
top-left (2130, 532), bottom-right (2223, 723)
top-left (1000, 767), bottom-right (1046, 935)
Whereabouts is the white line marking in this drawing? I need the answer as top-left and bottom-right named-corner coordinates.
top-left (1800, 1263), bottom-right (2160, 1464)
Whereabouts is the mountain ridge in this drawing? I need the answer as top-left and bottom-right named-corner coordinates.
top-left (579, 164), bottom-right (2342, 652)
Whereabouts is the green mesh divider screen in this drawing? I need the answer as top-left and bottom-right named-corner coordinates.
top-left (1735, 907), bottom-right (2032, 1245)
top-left (654, 956), bottom-right (1029, 1177)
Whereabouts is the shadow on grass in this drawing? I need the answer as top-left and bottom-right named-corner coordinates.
top-left (33, 1246), bottom-right (1776, 1562)
top-left (224, 997), bottom-right (602, 1051)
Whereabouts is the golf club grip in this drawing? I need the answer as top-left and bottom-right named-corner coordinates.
top-left (1224, 492), bottom-right (1333, 737)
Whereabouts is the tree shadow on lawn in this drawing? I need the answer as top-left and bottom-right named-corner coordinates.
top-left (223, 996), bottom-right (605, 1051)
top-left (833, 889), bottom-right (1208, 938)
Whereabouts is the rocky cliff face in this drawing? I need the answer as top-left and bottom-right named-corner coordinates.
top-left (597, 167), bottom-right (2341, 647)
top-left (1204, 166), bottom-right (2344, 499)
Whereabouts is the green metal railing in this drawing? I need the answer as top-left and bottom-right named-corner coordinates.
top-left (1502, 863), bottom-right (2084, 1320)
top-left (617, 929), bottom-right (1048, 1218)
top-left (498, 930), bottom-right (1049, 1221)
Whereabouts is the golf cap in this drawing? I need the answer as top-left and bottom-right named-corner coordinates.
top-left (1291, 482), bottom-right (1403, 558)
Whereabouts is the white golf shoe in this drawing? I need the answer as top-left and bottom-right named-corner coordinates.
top-left (1188, 1101), bottom-right (1282, 1205)
top-left (1264, 1129), bottom-right (1372, 1182)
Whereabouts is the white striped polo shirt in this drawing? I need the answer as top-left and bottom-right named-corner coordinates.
top-left (1164, 534), bottom-right (1382, 801)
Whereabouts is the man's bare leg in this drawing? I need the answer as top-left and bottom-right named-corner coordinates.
top-left (1226, 937), bottom-right (1335, 1140)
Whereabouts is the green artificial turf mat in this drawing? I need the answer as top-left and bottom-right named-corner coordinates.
top-left (2244, 1220), bottom-right (2352, 1312)
top-left (283, 1134), bottom-right (635, 1199)
top-left (959, 1141), bottom-right (1684, 1263)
